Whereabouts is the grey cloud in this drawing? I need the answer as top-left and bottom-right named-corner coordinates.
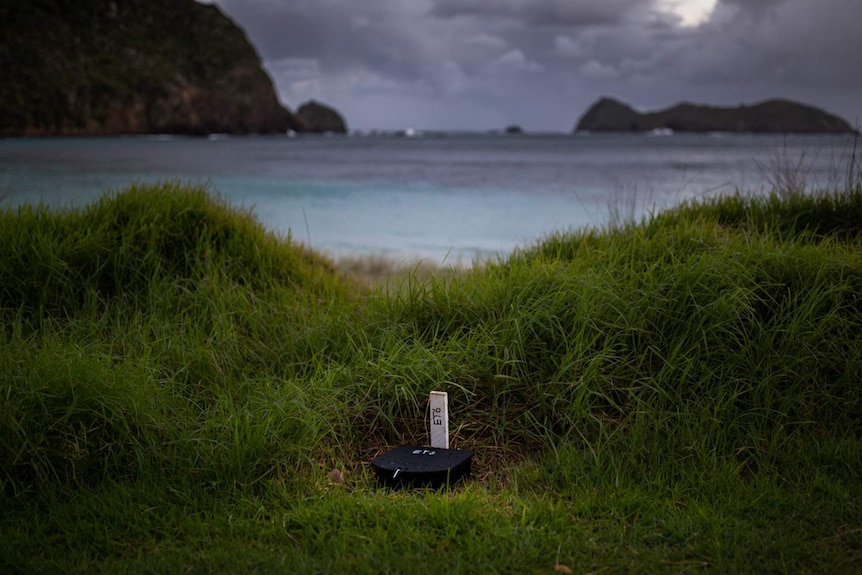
top-left (662, 0), bottom-right (862, 89)
top-left (717, 0), bottom-right (789, 17)
top-left (210, 0), bottom-right (861, 130)
top-left (214, 0), bottom-right (438, 80)
top-left (429, 0), bottom-right (649, 26)
top-left (550, 0), bottom-right (862, 95)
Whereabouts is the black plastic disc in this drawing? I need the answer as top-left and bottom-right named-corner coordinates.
top-left (370, 445), bottom-right (474, 489)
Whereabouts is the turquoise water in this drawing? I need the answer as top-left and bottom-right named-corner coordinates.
top-left (1, 132), bottom-right (857, 262)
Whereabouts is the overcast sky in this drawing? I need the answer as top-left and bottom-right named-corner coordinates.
top-left (207, 0), bottom-right (861, 132)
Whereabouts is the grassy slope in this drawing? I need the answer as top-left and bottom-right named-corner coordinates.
top-left (1, 182), bottom-right (860, 573)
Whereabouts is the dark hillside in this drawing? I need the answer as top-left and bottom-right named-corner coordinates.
top-left (0, 0), bottom-right (301, 136)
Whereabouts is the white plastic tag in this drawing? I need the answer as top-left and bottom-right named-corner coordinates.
top-left (429, 391), bottom-right (449, 449)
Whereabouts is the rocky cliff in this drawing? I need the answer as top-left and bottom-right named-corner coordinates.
top-left (576, 97), bottom-right (856, 134)
top-left (0, 0), bottom-right (312, 136)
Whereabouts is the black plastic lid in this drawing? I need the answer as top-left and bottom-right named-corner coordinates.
top-left (370, 445), bottom-right (474, 489)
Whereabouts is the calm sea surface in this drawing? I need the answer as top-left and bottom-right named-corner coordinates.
top-left (1, 132), bottom-right (857, 262)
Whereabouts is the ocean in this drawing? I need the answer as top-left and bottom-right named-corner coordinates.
top-left (1, 132), bottom-right (857, 263)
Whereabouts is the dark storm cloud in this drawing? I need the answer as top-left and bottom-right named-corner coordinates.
top-left (213, 0), bottom-right (434, 78)
top-left (429, 0), bottom-right (647, 26)
top-left (654, 0), bottom-right (862, 92)
top-left (718, 0), bottom-right (788, 17)
top-left (209, 0), bottom-right (862, 130)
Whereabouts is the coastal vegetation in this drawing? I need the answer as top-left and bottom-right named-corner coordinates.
top-left (1, 180), bottom-right (861, 573)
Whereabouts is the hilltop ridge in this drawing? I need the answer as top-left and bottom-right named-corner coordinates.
top-left (575, 96), bottom-right (856, 133)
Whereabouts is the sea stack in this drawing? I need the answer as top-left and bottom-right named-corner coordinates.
top-left (295, 101), bottom-right (349, 134)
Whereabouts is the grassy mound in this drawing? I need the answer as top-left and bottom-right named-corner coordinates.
top-left (0, 181), bottom-right (342, 317)
top-left (1, 182), bottom-right (860, 573)
top-left (1, 182), bottom-right (354, 497)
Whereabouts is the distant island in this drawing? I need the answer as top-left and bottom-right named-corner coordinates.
top-left (0, 0), bottom-right (347, 136)
top-left (575, 97), bottom-right (856, 134)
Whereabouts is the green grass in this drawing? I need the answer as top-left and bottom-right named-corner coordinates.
top-left (1, 181), bottom-right (861, 573)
